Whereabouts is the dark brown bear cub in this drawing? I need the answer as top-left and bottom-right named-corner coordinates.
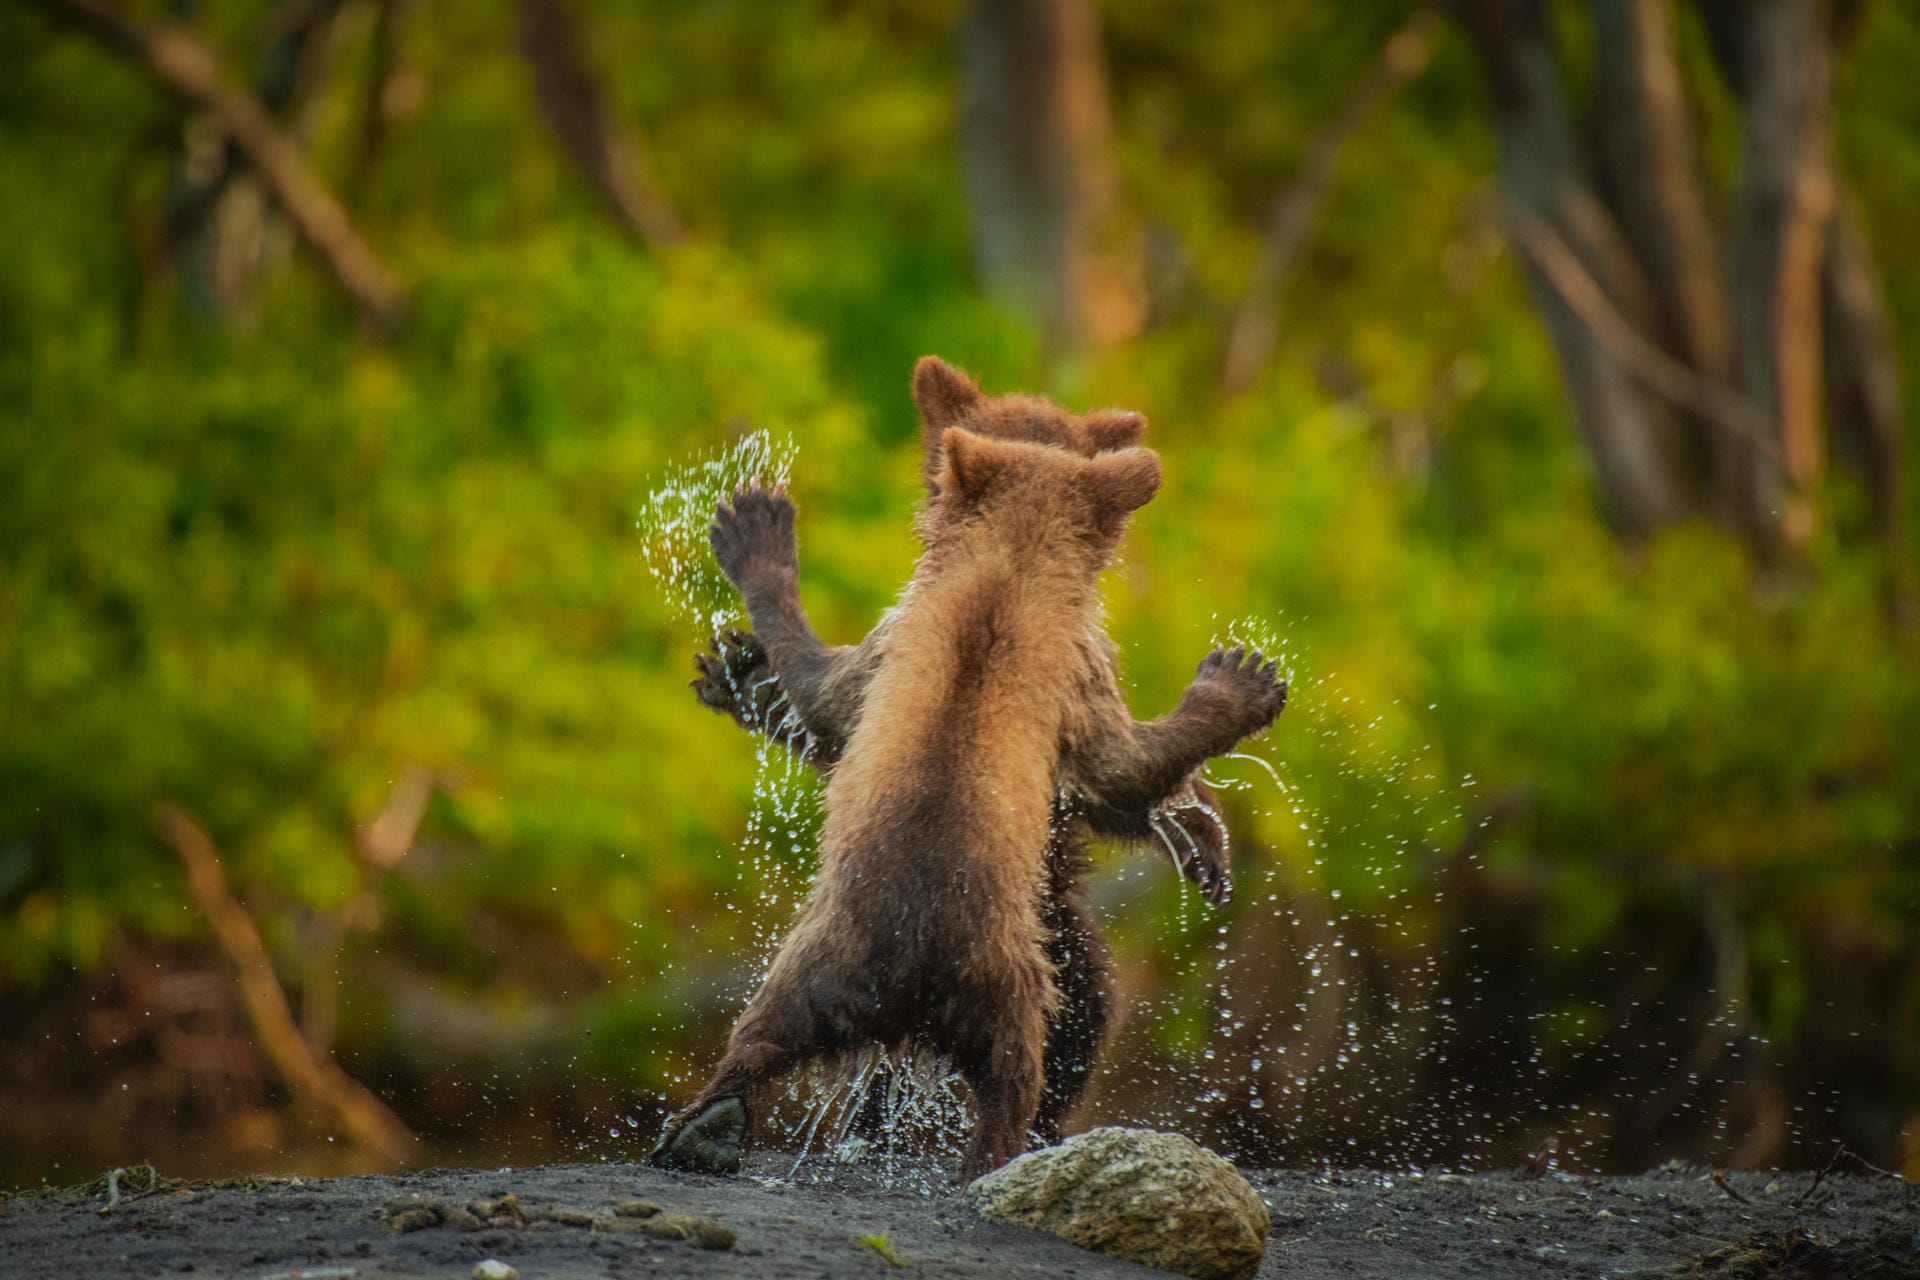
top-left (652, 426), bottom-right (1285, 1181)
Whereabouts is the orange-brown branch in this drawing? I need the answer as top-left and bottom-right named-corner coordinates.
top-left (23, 0), bottom-right (408, 328)
top-left (154, 804), bottom-right (419, 1165)
top-left (1222, 15), bottom-right (1438, 392)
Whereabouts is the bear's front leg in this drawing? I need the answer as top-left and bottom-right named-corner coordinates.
top-left (707, 480), bottom-right (845, 735)
top-left (1080, 646), bottom-right (1286, 818)
top-left (689, 625), bottom-right (862, 769)
top-left (690, 627), bottom-right (776, 728)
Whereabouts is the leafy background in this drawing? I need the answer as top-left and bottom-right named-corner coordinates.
top-left (1, 0), bottom-right (1915, 1184)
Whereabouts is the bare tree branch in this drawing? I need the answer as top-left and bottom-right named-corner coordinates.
top-left (1221, 15), bottom-right (1438, 392)
top-left (20, 0), bottom-right (408, 328)
top-left (154, 804), bottom-right (419, 1165)
top-left (296, 766), bottom-right (437, 1051)
top-left (515, 0), bottom-right (683, 249)
top-left (1505, 205), bottom-right (1782, 471)
top-left (357, 765), bottom-right (436, 871)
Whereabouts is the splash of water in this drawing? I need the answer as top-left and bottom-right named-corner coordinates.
top-left (767, 1049), bottom-right (974, 1193)
top-left (630, 444), bottom-right (1811, 1177)
top-left (636, 428), bottom-right (798, 635)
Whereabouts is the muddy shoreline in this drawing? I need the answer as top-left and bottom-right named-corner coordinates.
top-left (3, 1156), bottom-right (1914, 1279)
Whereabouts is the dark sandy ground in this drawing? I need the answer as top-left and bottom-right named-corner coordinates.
top-left (3, 1154), bottom-right (1915, 1280)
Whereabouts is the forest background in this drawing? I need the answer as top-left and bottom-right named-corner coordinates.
top-left (2, 0), bottom-right (1916, 1185)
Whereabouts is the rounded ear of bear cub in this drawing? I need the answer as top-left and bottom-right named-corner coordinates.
top-left (912, 356), bottom-right (1151, 488)
top-left (1081, 410), bottom-right (1146, 452)
top-left (1085, 445), bottom-right (1162, 517)
top-left (937, 427), bottom-right (1161, 526)
top-left (913, 355), bottom-right (983, 434)
top-left (933, 425), bottom-right (1006, 503)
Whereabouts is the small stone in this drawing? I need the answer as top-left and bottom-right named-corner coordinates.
top-left (445, 1209), bottom-right (485, 1232)
top-left (389, 1207), bottom-right (440, 1233)
top-left (614, 1199), bottom-right (662, 1218)
top-left (382, 1192), bottom-right (446, 1221)
top-left (472, 1261), bottom-right (518, 1280)
top-left (540, 1207), bottom-right (597, 1227)
top-left (642, 1216), bottom-right (688, 1241)
top-left (642, 1212), bottom-right (735, 1250)
top-left (468, 1193), bottom-right (527, 1223)
top-left (967, 1127), bottom-right (1269, 1280)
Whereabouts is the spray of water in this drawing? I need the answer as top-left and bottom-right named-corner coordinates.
top-left (636, 428), bottom-right (798, 636)
top-left (634, 443), bottom-right (1771, 1182)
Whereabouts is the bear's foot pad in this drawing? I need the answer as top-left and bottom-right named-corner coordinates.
top-left (651, 1097), bottom-right (748, 1174)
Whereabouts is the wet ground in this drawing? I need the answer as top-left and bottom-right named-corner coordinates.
top-left (3, 1156), bottom-right (1914, 1279)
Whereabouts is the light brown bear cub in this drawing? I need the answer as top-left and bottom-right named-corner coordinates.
top-left (653, 420), bottom-right (1285, 1181)
top-left (691, 357), bottom-right (1234, 904)
top-left (689, 358), bottom-right (1242, 1145)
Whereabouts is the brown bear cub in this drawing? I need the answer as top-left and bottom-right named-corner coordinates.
top-left (688, 358), bottom-right (1241, 1148)
top-left (653, 371), bottom-right (1285, 1181)
top-left (692, 357), bottom-right (1234, 904)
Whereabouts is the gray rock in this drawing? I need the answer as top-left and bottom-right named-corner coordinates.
top-left (966, 1127), bottom-right (1269, 1280)
top-left (536, 1206), bottom-right (597, 1227)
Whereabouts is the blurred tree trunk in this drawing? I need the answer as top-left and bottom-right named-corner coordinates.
top-left (1822, 198), bottom-right (1903, 544)
top-left (178, 0), bottom-right (345, 324)
top-left (1721, 0), bottom-right (1834, 554)
top-left (958, 0), bottom-right (1144, 352)
top-left (1589, 0), bottom-right (1727, 492)
top-left (1458, 0), bottom-right (1687, 539)
top-left (1455, 0), bottom-right (1901, 564)
top-left (515, 0), bottom-right (682, 249)
top-left (1699, 0), bottom-right (1902, 555)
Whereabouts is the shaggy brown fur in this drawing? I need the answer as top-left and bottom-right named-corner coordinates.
top-left (654, 386), bottom-right (1284, 1181)
top-left (689, 359), bottom-right (1236, 1143)
top-left (692, 358), bottom-right (1232, 902)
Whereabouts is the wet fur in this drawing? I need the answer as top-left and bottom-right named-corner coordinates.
top-left (688, 362), bottom-right (1237, 1142)
top-left (693, 358), bottom-right (1235, 902)
top-left (657, 363), bottom-right (1284, 1181)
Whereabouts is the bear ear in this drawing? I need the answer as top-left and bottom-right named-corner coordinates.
top-left (1084, 410), bottom-right (1146, 452)
top-left (937, 427), bottom-right (1009, 505)
top-left (913, 357), bottom-right (982, 432)
top-left (1084, 447), bottom-right (1162, 519)
top-left (914, 357), bottom-right (984, 492)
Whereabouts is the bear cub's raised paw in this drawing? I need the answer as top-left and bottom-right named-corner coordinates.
top-left (1195, 645), bottom-right (1288, 734)
top-left (709, 480), bottom-right (797, 590)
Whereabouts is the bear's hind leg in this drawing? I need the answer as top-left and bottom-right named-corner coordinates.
top-left (1033, 889), bottom-right (1113, 1146)
top-left (651, 969), bottom-right (833, 1174)
top-left (956, 1040), bottom-right (1045, 1181)
top-left (949, 978), bottom-right (1050, 1182)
